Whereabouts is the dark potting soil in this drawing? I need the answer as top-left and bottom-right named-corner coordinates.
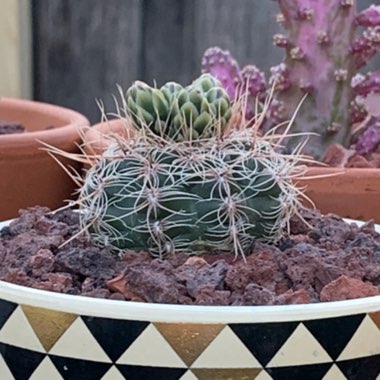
top-left (0, 120), bottom-right (26, 135)
top-left (0, 120), bottom-right (56, 135)
top-left (0, 206), bottom-right (379, 306)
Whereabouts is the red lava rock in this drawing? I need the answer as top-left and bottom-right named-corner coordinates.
top-left (275, 289), bottom-right (312, 305)
top-left (194, 286), bottom-right (231, 306)
top-left (320, 275), bottom-right (380, 302)
top-left (347, 153), bottom-right (375, 168)
top-left (54, 248), bottom-right (116, 279)
top-left (82, 289), bottom-right (111, 299)
top-left (108, 292), bottom-right (126, 301)
top-left (28, 249), bottom-right (55, 277)
top-left (1, 206), bottom-right (380, 306)
top-left (107, 272), bottom-right (128, 295)
top-left (120, 260), bottom-right (190, 304)
top-left (322, 143), bottom-right (355, 167)
top-left (242, 284), bottom-right (276, 305)
top-left (178, 259), bottom-right (229, 298)
top-left (225, 247), bottom-right (285, 293)
top-left (35, 273), bottom-right (73, 293)
top-left (1, 270), bottom-right (34, 287)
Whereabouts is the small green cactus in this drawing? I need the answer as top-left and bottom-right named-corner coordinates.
top-left (125, 74), bottom-right (232, 142)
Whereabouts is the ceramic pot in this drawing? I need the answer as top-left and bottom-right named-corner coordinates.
top-left (0, 98), bottom-right (89, 221)
top-left (84, 119), bottom-right (380, 223)
top-left (0, 278), bottom-right (379, 377)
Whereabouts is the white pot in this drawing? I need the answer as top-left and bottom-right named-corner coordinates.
top-left (0, 219), bottom-right (379, 380)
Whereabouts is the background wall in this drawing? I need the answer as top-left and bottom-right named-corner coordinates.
top-left (32, 0), bottom-right (379, 122)
top-left (0, 0), bottom-right (32, 98)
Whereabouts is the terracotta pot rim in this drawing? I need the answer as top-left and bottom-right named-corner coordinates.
top-left (304, 166), bottom-right (380, 174)
top-left (0, 97), bottom-right (89, 145)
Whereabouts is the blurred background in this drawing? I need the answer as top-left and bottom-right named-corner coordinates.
top-left (1, 0), bottom-right (379, 122)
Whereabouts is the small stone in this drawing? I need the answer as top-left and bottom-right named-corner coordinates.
top-left (347, 154), bottom-right (375, 168)
top-left (275, 289), bottom-right (311, 305)
top-left (28, 249), bottom-right (55, 277)
top-left (320, 275), bottom-right (379, 302)
top-left (322, 143), bottom-right (355, 167)
top-left (243, 284), bottom-right (276, 305)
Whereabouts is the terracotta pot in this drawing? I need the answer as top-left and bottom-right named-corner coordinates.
top-left (298, 167), bottom-right (380, 223)
top-left (82, 118), bottom-right (134, 157)
top-left (84, 119), bottom-right (380, 223)
top-left (0, 215), bottom-right (379, 379)
top-left (0, 98), bottom-right (89, 221)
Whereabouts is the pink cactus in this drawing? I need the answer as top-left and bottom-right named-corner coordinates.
top-left (355, 116), bottom-right (380, 155)
top-left (202, 1), bottom-right (380, 159)
top-left (201, 47), bottom-right (266, 121)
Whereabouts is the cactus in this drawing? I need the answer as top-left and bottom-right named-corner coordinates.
top-left (201, 2), bottom-right (380, 160)
top-left (78, 127), bottom-right (304, 259)
top-left (355, 116), bottom-right (380, 155)
top-left (201, 47), bottom-right (266, 121)
top-left (126, 74), bottom-right (232, 142)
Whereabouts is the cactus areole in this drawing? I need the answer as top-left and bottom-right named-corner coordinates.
top-left (202, 2), bottom-right (380, 160)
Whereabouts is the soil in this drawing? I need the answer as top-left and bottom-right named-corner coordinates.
top-left (0, 121), bottom-right (26, 135)
top-left (0, 206), bottom-right (379, 306)
top-left (0, 120), bottom-right (56, 135)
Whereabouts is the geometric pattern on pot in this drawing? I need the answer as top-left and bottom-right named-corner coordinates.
top-left (0, 303), bottom-right (379, 380)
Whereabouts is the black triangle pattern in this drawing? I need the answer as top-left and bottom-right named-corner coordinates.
top-left (337, 355), bottom-right (380, 380)
top-left (0, 299), bottom-right (17, 330)
top-left (230, 321), bottom-right (299, 366)
top-left (117, 364), bottom-right (187, 380)
top-left (266, 363), bottom-right (332, 380)
top-left (50, 354), bottom-right (112, 380)
top-left (303, 313), bottom-right (366, 360)
top-left (81, 316), bottom-right (150, 362)
top-left (0, 343), bottom-right (45, 380)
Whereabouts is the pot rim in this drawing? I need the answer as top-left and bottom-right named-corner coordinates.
top-left (0, 97), bottom-right (89, 144)
top-left (0, 219), bottom-right (379, 323)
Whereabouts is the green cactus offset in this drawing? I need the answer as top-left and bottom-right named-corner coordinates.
top-left (125, 74), bottom-right (232, 142)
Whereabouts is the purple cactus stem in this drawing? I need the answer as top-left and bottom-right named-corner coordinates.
top-left (350, 97), bottom-right (368, 124)
top-left (201, 47), bottom-right (242, 100)
top-left (268, 99), bottom-right (286, 124)
top-left (269, 0), bottom-right (359, 159)
top-left (241, 65), bottom-right (267, 98)
top-left (202, 47), bottom-right (267, 120)
top-left (352, 70), bottom-right (380, 97)
top-left (269, 63), bottom-right (291, 92)
top-left (273, 34), bottom-right (289, 48)
top-left (201, 1), bottom-right (380, 159)
top-left (356, 5), bottom-right (380, 27)
top-left (355, 116), bottom-right (380, 155)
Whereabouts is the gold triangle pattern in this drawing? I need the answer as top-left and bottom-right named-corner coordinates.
top-left (154, 323), bottom-right (224, 366)
top-left (192, 368), bottom-right (262, 380)
top-left (370, 311), bottom-right (380, 330)
top-left (21, 305), bottom-right (77, 352)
